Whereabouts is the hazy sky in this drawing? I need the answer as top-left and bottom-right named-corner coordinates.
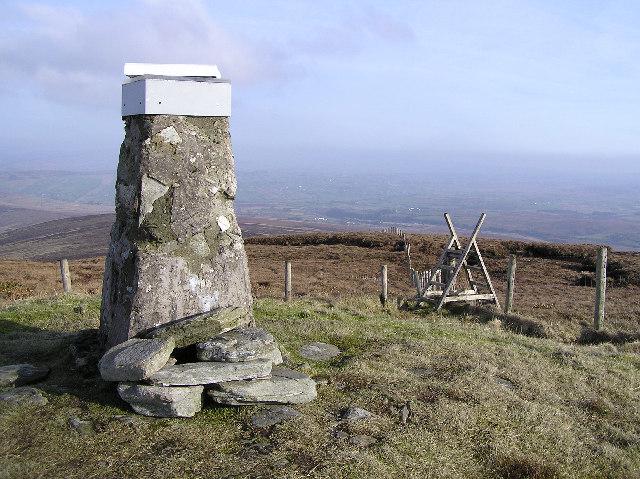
top-left (1, 0), bottom-right (639, 175)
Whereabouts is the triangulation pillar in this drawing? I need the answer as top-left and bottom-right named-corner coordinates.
top-left (100, 63), bottom-right (253, 349)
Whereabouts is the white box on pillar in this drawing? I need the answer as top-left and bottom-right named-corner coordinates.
top-left (121, 63), bottom-right (231, 117)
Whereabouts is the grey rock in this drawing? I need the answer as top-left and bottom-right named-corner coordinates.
top-left (164, 357), bottom-right (177, 367)
top-left (340, 406), bottom-right (372, 421)
top-left (148, 360), bottom-right (272, 386)
top-left (495, 377), bottom-right (516, 390)
top-left (68, 416), bottom-right (94, 436)
top-left (299, 342), bottom-right (341, 361)
top-left (196, 327), bottom-right (282, 364)
top-left (208, 367), bottom-right (317, 405)
top-left (348, 434), bottom-right (377, 447)
top-left (117, 382), bottom-right (203, 418)
top-left (400, 402), bottom-right (411, 424)
top-left (99, 116), bottom-right (253, 349)
top-left (98, 337), bottom-right (175, 382)
top-left (0, 387), bottom-right (48, 406)
top-left (138, 307), bottom-right (252, 349)
top-left (0, 364), bottom-right (50, 387)
top-left (251, 406), bottom-right (302, 428)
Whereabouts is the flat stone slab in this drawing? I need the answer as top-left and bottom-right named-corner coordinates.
top-left (148, 360), bottom-right (272, 386)
top-left (0, 387), bottom-right (48, 406)
top-left (0, 364), bottom-right (50, 387)
top-left (138, 307), bottom-right (252, 348)
top-left (196, 327), bottom-right (282, 365)
top-left (99, 338), bottom-right (175, 382)
top-left (118, 382), bottom-right (203, 417)
top-left (251, 406), bottom-right (302, 428)
top-left (299, 342), bottom-right (341, 361)
top-left (207, 367), bottom-right (317, 405)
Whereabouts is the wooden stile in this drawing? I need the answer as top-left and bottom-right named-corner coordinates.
top-left (415, 213), bottom-right (499, 310)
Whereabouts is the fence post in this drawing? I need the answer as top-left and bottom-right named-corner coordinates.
top-left (380, 264), bottom-right (388, 306)
top-left (284, 260), bottom-right (292, 302)
top-left (505, 255), bottom-right (516, 314)
top-left (594, 247), bottom-right (607, 330)
top-left (59, 259), bottom-right (72, 293)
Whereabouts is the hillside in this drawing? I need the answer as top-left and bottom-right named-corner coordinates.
top-left (0, 214), bottom-right (348, 261)
top-left (1, 295), bottom-right (639, 478)
top-left (1, 231), bottom-right (639, 344)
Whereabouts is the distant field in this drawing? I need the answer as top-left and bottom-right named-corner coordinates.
top-left (0, 214), bottom-right (349, 261)
top-left (1, 230), bottom-right (639, 344)
top-left (2, 169), bottom-right (640, 251)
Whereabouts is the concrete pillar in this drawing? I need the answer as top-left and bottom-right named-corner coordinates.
top-left (100, 64), bottom-right (253, 348)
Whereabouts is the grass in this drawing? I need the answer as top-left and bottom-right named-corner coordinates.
top-left (1, 295), bottom-right (639, 478)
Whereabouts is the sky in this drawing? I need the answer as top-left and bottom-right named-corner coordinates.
top-left (0, 0), bottom-right (639, 177)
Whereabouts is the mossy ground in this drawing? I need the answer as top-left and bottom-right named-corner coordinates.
top-left (1, 295), bottom-right (639, 478)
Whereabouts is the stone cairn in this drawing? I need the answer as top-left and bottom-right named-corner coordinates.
top-left (99, 318), bottom-right (316, 417)
top-left (98, 64), bottom-right (316, 417)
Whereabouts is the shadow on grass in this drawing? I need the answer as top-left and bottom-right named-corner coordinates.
top-left (0, 320), bottom-right (122, 409)
top-left (412, 302), bottom-right (549, 339)
top-left (577, 326), bottom-right (640, 345)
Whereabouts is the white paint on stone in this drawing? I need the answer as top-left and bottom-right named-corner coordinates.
top-left (158, 126), bottom-right (182, 145)
top-left (139, 175), bottom-right (170, 225)
top-left (188, 276), bottom-right (199, 292)
top-left (217, 215), bottom-right (231, 232)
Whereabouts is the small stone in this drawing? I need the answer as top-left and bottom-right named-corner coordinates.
top-left (68, 416), bottom-right (94, 436)
top-left (299, 342), bottom-right (341, 361)
top-left (0, 387), bottom-right (48, 406)
top-left (117, 383), bottom-right (203, 418)
top-left (333, 430), bottom-right (349, 440)
top-left (207, 367), bottom-right (317, 405)
top-left (138, 307), bottom-right (252, 348)
top-left (0, 364), bottom-right (50, 387)
top-left (348, 434), bottom-right (377, 447)
top-left (196, 327), bottom-right (283, 365)
top-left (251, 406), bottom-right (302, 428)
top-left (495, 377), bottom-right (516, 390)
top-left (99, 337), bottom-right (175, 382)
top-left (400, 402), bottom-right (411, 424)
top-left (148, 360), bottom-right (272, 386)
top-left (74, 304), bottom-right (87, 314)
top-left (340, 406), bottom-right (372, 421)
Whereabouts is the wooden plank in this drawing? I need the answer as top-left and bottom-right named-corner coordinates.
top-left (443, 293), bottom-right (496, 303)
top-left (594, 247), bottom-right (607, 330)
top-left (472, 239), bottom-right (500, 310)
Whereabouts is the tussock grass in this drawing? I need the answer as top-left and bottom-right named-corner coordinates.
top-left (1, 296), bottom-right (640, 478)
